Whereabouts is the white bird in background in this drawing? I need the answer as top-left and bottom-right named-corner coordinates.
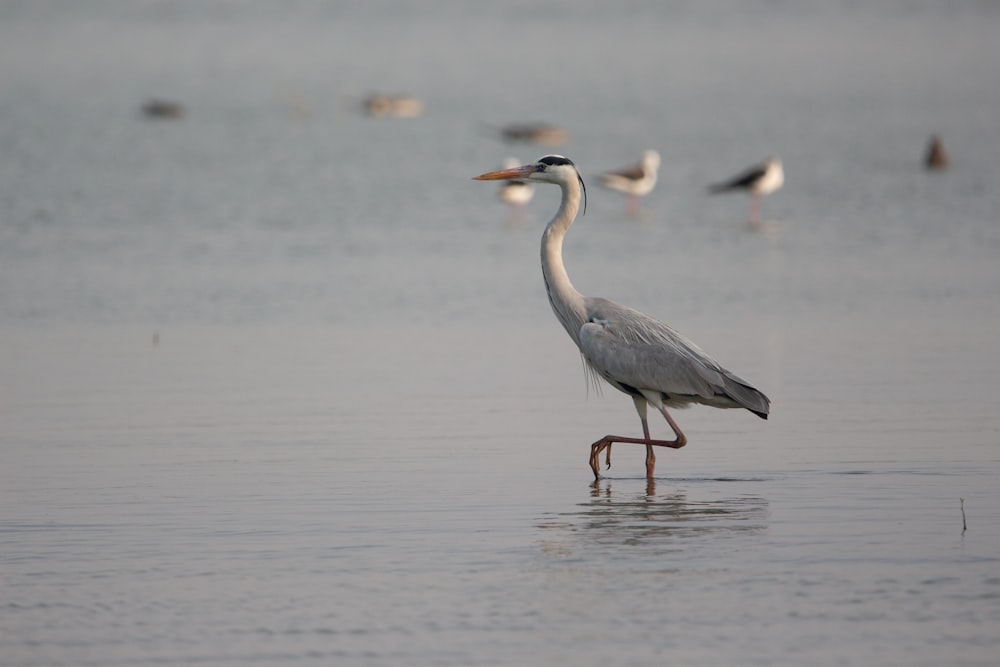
top-left (496, 157), bottom-right (535, 211)
top-left (475, 155), bottom-right (770, 480)
top-left (599, 149), bottom-right (661, 216)
top-left (708, 157), bottom-right (784, 226)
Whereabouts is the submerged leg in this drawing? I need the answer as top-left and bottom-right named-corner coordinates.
top-left (642, 417), bottom-right (655, 478)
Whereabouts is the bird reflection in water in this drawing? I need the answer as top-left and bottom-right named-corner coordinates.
top-left (538, 480), bottom-right (768, 557)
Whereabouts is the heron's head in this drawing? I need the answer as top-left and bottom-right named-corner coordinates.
top-left (474, 155), bottom-right (586, 213)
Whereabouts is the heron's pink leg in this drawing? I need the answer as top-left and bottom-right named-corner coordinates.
top-left (588, 407), bottom-right (687, 480)
top-left (642, 418), bottom-right (655, 478)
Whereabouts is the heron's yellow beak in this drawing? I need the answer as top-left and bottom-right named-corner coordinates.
top-left (473, 165), bottom-right (535, 181)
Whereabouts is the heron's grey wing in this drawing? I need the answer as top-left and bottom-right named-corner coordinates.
top-left (579, 299), bottom-right (770, 416)
top-left (708, 162), bottom-right (767, 193)
top-left (579, 300), bottom-right (721, 395)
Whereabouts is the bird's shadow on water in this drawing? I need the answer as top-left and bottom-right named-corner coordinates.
top-left (536, 478), bottom-right (769, 557)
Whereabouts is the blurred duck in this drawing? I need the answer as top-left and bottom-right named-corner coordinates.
top-left (599, 150), bottom-right (661, 216)
top-left (500, 122), bottom-right (569, 146)
top-left (708, 157), bottom-right (784, 225)
top-left (141, 99), bottom-right (185, 119)
top-left (362, 94), bottom-right (424, 118)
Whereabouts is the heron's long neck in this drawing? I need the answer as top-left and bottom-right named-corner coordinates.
top-left (541, 178), bottom-right (587, 344)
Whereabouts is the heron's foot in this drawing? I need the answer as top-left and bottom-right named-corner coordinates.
top-left (589, 438), bottom-right (613, 479)
top-left (589, 432), bottom-right (685, 479)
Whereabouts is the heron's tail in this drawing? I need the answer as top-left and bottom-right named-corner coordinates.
top-left (722, 372), bottom-right (770, 419)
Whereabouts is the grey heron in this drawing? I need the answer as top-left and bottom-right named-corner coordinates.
top-left (475, 155), bottom-right (770, 479)
top-left (599, 149), bottom-right (661, 216)
top-left (709, 157), bottom-right (784, 225)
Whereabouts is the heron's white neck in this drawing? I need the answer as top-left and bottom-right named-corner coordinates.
top-left (541, 175), bottom-right (587, 344)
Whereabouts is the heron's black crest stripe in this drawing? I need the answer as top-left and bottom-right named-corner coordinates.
top-left (539, 155), bottom-right (574, 167)
top-left (538, 154), bottom-right (586, 214)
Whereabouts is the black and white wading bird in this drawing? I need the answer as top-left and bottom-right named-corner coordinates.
top-left (709, 157), bottom-right (784, 225)
top-left (475, 155), bottom-right (770, 479)
top-left (599, 149), bottom-right (661, 216)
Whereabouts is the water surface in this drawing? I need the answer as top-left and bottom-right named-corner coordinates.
top-left (2, 2), bottom-right (1000, 666)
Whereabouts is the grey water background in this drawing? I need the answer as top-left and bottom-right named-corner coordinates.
top-left (2, 1), bottom-right (1000, 665)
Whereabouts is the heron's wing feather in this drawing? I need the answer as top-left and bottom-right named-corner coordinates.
top-left (580, 298), bottom-right (770, 416)
top-left (580, 299), bottom-right (720, 392)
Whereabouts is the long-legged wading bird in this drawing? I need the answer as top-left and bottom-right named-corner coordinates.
top-left (475, 155), bottom-right (770, 479)
top-left (708, 157), bottom-right (784, 225)
top-left (599, 149), bottom-right (660, 216)
top-left (496, 157), bottom-right (535, 210)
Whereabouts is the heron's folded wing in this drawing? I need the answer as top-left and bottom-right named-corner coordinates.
top-left (578, 305), bottom-right (771, 417)
top-left (578, 318), bottom-right (726, 400)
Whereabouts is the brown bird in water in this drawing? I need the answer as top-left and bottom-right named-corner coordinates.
top-left (924, 135), bottom-right (949, 170)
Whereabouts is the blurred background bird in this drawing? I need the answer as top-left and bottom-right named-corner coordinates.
top-left (499, 122), bottom-right (569, 146)
top-left (495, 157), bottom-right (535, 214)
top-left (599, 149), bottom-right (661, 216)
top-left (924, 135), bottom-right (949, 170)
top-left (362, 93), bottom-right (424, 118)
top-left (708, 157), bottom-right (784, 226)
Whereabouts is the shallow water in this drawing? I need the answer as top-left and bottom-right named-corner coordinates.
top-left (3, 2), bottom-right (1000, 666)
